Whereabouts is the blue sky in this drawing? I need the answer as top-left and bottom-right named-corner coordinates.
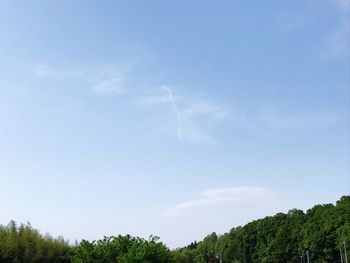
top-left (0, 0), bottom-right (349, 247)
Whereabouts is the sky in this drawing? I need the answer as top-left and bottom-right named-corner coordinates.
top-left (0, 0), bottom-right (349, 248)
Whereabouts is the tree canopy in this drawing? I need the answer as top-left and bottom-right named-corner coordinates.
top-left (0, 196), bottom-right (349, 262)
top-left (174, 196), bottom-right (350, 263)
top-left (0, 221), bottom-right (70, 263)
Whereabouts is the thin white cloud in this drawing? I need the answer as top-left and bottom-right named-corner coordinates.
top-left (184, 100), bottom-right (231, 121)
top-left (30, 64), bottom-right (82, 79)
top-left (334, 0), bottom-right (350, 10)
top-left (179, 125), bottom-right (216, 144)
top-left (322, 20), bottom-right (349, 58)
top-left (87, 65), bottom-right (131, 95)
top-left (259, 107), bottom-right (342, 131)
top-left (135, 86), bottom-right (231, 143)
top-left (162, 85), bottom-right (183, 141)
top-left (30, 63), bottom-right (130, 95)
top-left (320, 0), bottom-right (349, 58)
top-left (166, 187), bottom-right (274, 217)
top-left (29, 63), bottom-right (231, 143)
top-left (180, 99), bottom-right (231, 143)
top-left (31, 64), bottom-right (55, 78)
top-left (91, 76), bottom-right (125, 95)
top-left (134, 94), bottom-right (170, 106)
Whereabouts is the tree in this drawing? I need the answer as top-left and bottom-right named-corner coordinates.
top-left (71, 235), bottom-right (174, 263)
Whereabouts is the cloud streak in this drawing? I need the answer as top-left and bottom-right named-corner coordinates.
top-left (334, 0), bottom-right (350, 10)
top-left (166, 187), bottom-right (274, 217)
top-left (162, 85), bottom-right (183, 142)
top-left (135, 86), bottom-right (231, 143)
top-left (91, 76), bottom-right (124, 94)
top-left (30, 64), bottom-right (231, 143)
top-left (258, 107), bottom-right (343, 131)
top-left (184, 101), bottom-right (231, 121)
top-left (320, 0), bottom-right (349, 58)
top-left (30, 63), bottom-right (130, 95)
top-left (30, 64), bottom-right (82, 79)
top-left (321, 20), bottom-right (349, 58)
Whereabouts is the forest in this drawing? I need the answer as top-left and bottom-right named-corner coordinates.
top-left (0, 196), bottom-right (349, 263)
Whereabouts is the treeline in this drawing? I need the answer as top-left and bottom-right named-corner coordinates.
top-left (173, 195), bottom-right (350, 263)
top-left (0, 221), bottom-right (70, 263)
top-left (0, 221), bottom-right (174, 263)
top-left (0, 223), bottom-right (173, 263)
top-left (72, 235), bottom-right (173, 263)
top-left (0, 196), bottom-right (349, 262)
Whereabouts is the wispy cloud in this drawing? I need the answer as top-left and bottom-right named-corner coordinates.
top-left (162, 85), bottom-right (182, 141)
top-left (31, 64), bottom-right (56, 78)
top-left (320, 0), bottom-right (349, 58)
top-left (30, 63), bottom-right (130, 95)
top-left (134, 94), bottom-right (170, 106)
top-left (30, 64), bottom-right (82, 79)
top-left (166, 187), bottom-right (274, 217)
top-left (30, 63), bottom-right (231, 143)
top-left (184, 100), bottom-right (231, 121)
top-left (90, 75), bottom-right (125, 95)
top-left (322, 21), bottom-right (349, 58)
top-left (135, 86), bottom-right (231, 143)
top-left (334, 0), bottom-right (350, 10)
top-left (86, 65), bottom-right (131, 95)
top-left (29, 63), bottom-right (343, 141)
top-left (258, 107), bottom-right (343, 131)
top-left (180, 98), bottom-right (231, 143)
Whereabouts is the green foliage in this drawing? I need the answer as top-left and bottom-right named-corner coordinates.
top-left (0, 221), bottom-right (71, 263)
top-left (1, 196), bottom-right (349, 262)
top-left (173, 195), bottom-right (350, 263)
top-left (196, 232), bottom-right (218, 263)
top-left (71, 235), bottom-right (174, 263)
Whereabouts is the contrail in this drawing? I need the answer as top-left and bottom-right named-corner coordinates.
top-left (162, 85), bottom-right (182, 141)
